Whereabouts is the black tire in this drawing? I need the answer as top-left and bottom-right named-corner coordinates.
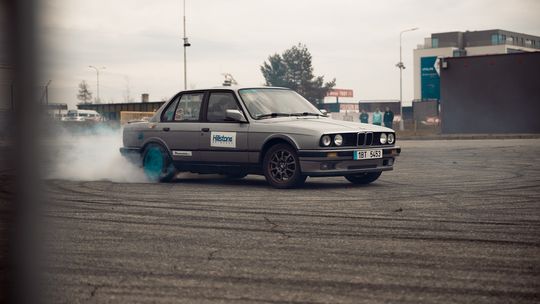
top-left (345, 171), bottom-right (382, 185)
top-left (263, 143), bottom-right (306, 189)
top-left (142, 143), bottom-right (177, 182)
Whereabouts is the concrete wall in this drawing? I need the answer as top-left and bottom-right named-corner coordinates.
top-left (440, 52), bottom-right (540, 134)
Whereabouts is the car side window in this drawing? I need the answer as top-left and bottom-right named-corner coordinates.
top-left (175, 93), bottom-right (203, 121)
top-left (162, 97), bottom-right (180, 122)
top-left (206, 92), bottom-right (240, 122)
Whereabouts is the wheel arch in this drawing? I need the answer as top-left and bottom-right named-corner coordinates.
top-left (141, 137), bottom-right (173, 160)
top-left (259, 135), bottom-right (299, 164)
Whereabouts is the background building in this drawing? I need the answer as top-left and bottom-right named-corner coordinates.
top-left (78, 101), bottom-right (164, 121)
top-left (77, 94), bottom-right (164, 121)
top-left (413, 29), bottom-right (540, 102)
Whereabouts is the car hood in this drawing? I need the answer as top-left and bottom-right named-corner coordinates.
top-left (254, 117), bottom-right (394, 134)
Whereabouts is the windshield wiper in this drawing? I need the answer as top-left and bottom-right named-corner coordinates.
top-left (290, 112), bottom-right (324, 117)
top-left (256, 113), bottom-right (291, 119)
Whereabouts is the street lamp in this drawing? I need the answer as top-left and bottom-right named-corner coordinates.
top-left (88, 65), bottom-right (106, 103)
top-left (45, 79), bottom-right (51, 105)
top-left (396, 27), bottom-right (418, 130)
top-left (182, 0), bottom-right (191, 90)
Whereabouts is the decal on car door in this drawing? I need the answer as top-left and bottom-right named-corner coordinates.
top-left (210, 132), bottom-right (236, 148)
top-left (172, 150), bottom-right (193, 157)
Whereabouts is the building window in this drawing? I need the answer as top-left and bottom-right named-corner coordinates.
top-left (431, 38), bottom-right (439, 48)
top-left (491, 34), bottom-right (500, 45)
top-left (453, 50), bottom-right (462, 57)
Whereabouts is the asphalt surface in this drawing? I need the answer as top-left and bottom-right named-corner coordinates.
top-left (42, 139), bottom-right (540, 303)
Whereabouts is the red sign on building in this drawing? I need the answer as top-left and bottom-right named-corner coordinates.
top-left (326, 89), bottom-right (354, 98)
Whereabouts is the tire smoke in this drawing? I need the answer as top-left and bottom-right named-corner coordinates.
top-left (46, 124), bottom-right (149, 183)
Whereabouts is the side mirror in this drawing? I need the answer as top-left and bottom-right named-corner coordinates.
top-left (225, 109), bottom-right (247, 122)
top-left (319, 109), bottom-right (328, 116)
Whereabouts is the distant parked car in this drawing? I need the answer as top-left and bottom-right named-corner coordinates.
top-left (120, 87), bottom-right (401, 188)
top-left (64, 109), bottom-right (102, 122)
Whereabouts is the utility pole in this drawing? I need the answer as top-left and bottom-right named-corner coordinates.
top-left (396, 27), bottom-right (418, 130)
top-left (182, 0), bottom-right (191, 90)
top-left (88, 65), bottom-right (106, 103)
top-left (45, 79), bottom-right (51, 105)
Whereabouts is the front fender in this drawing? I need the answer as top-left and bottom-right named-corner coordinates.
top-left (261, 134), bottom-right (301, 150)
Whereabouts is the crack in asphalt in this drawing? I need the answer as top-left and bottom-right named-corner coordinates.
top-left (264, 216), bottom-right (291, 240)
top-left (207, 249), bottom-right (220, 261)
top-left (86, 284), bottom-right (103, 301)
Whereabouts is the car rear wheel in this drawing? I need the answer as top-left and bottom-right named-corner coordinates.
top-left (345, 171), bottom-right (382, 185)
top-left (263, 143), bottom-right (306, 189)
top-left (142, 143), bottom-right (177, 182)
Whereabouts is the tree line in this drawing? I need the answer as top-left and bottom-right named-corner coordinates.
top-left (261, 43), bottom-right (335, 105)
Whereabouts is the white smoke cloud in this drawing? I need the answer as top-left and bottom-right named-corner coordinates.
top-left (46, 124), bottom-right (149, 183)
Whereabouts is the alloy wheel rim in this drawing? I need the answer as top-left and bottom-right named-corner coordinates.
top-left (269, 150), bottom-right (296, 182)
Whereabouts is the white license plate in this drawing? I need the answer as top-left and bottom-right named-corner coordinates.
top-left (354, 149), bottom-right (383, 160)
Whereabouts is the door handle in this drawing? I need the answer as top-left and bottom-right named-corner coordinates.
top-left (201, 128), bottom-right (210, 132)
top-left (162, 127), bottom-right (170, 131)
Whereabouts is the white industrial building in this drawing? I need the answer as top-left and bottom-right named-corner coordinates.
top-left (413, 29), bottom-right (540, 101)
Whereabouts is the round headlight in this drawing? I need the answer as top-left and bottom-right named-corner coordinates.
top-left (380, 133), bottom-right (387, 144)
top-left (321, 135), bottom-right (332, 146)
top-left (387, 133), bottom-right (395, 144)
top-left (334, 134), bottom-right (343, 146)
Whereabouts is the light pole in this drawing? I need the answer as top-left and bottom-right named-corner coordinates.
top-left (182, 0), bottom-right (191, 90)
top-left (45, 79), bottom-right (51, 105)
top-left (396, 27), bottom-right (418, 130)
top-left (88, 65), bottom-right (106, 103)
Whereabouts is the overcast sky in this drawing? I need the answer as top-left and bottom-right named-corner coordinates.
top-left (40, 0), bottom-right (540, 108)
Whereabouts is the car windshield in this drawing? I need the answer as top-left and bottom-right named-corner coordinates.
top-left (238, 88), bottom-right (321, 119)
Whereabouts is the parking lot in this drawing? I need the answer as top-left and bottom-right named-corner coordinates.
top-left (43, 139), bottom-right (540, 303)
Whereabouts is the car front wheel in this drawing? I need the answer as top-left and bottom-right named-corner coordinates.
top-left (263, 144), bottom-right (306, 189)
top-left (345, 171), bottom-right (382, 185)
top-left (142, 143), bottom-right (177, 182)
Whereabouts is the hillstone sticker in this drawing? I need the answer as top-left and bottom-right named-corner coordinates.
top-left (210, 132), bottom-right (236, 148)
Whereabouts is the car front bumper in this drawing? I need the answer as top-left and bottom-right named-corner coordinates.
top-left (298, 146), bottom-right (401, 176)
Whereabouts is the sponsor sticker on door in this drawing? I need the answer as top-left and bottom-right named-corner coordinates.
top-left (172, 150), bottom-right (192, 157)
top-left (211, 132), bottom-right (236, 148)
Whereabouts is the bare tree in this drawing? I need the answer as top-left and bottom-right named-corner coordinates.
top-left (77, 80), bottom-right (93, 104)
